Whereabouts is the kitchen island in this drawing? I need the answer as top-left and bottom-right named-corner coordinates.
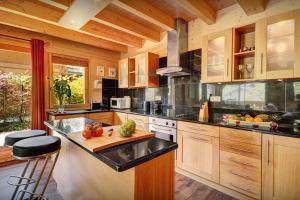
top-left (44, 118), bottom-right (178, 200)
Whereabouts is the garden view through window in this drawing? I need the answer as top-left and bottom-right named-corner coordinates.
top-left (51, 55), bottom-right (88, 108)
top-left (0, 49), bottom-right (31, 133)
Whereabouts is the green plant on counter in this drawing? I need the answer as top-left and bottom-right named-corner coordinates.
top-left (118, 119), bottom-right (136, 137)
top-left (50, 75), bottom-right (74, 112)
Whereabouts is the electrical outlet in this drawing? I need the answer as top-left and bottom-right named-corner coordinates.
top-left (210, 96), bottom-right (221, 102)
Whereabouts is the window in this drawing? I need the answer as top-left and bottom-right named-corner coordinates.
top-left (50, 54), bottom-right (89, 109)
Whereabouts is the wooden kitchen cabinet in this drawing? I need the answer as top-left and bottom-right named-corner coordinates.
top-left (127, 114), bottom-right (149, 131)
top-left (118, 58), bottom-right (132, 88)
top-left (177, 122), bottom-right (220, 183)
top-left (114, 112), bottom-right (128, 125)
top-left (262, 135), bottom-right (300, 200)
top-left (255, 10), bottom-right (300, 80)
top-left (88, 112), bottom-right (114, 125)
top-left (134, 52), bottom-right (159, 88)
top-left (220, 128), bottom-right (262, 199)
top-left (201, 28), bottom-right (233, 83)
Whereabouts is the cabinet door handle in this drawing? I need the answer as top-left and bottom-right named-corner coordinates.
top-left (267, 139), bottom-right (270, 164)
top-left (230, 170), bottom-right (255, 182)
top-left (230, 183), bottom-right (257, 195)
top-left (260, 53), bottom-right (263, 74)
top-left (189, 136), bottom-right (209, 142)
top-left (229, 157), bottom-right (256, 168)
top-left (226, 58), bottom-right (229, 77)
top-left (229, 146), bottom-right (253, 154)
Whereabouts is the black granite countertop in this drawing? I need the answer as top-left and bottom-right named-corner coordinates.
top-left (47, 109), bottom-right (300, 138)
top-left (44, 118), bottom-right (178, 172)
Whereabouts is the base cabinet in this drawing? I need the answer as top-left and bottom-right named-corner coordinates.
top-left (177, 122), bottom-right (220, 183)
top-left (262, 135), bottom-right (300, 200)
top-left (88, 112), bottom-right (114, 125)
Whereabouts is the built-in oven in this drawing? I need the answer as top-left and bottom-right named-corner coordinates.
top-left (148, 117), bottom-right (177, 143)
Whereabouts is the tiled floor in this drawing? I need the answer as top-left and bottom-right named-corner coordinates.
top-left (0, 162), bottom-right (235, 200)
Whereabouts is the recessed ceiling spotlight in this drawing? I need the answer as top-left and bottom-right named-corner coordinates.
top-left (277, 79), bottom-right (283, 82)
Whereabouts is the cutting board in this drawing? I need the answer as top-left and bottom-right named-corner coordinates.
top-left (67, 126), bottom-right (154, 152)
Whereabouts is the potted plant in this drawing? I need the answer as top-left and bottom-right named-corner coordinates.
top-left (51, 75), bottom-right (73, 113)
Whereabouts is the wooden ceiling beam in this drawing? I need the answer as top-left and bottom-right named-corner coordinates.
top-left (0, 9), bottom-right (128, 52)
top-left (95, 6), bottom-right (161, 42)
top-left (236, 0), bottom-right (268, 15)
top-left (175, 0), bottom-right (216, 25)
top-left (81, 21), bottom-right (144, 48)
top-left (111, 0), bottom-right (174, 31)
top-left (0, 0), bottom-right (144, 48)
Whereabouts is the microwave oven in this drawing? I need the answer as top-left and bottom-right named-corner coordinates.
top-left (110, 97), bottom-right (131, 109)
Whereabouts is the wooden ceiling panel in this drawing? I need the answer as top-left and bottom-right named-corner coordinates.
top-left (0, 9), bottom-right (128, 52)
top-left (96, 4), bottom-right (161, 42)
top-left (0, 0), bottom-right (65, 22)
top-left (112, 0), bottom-right (175, 31)
top-left (50, 0), bottom-right (73, 7)
top-left (81, 21), bottom-right (144, 48)
top-left (145, 0), bottom-right (197, 21)
top-left (206, 0), bottom-right (236, 11)
top-left (236, 0), bottom-right (268, 15)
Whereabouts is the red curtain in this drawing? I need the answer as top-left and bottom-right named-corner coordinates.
top-left (31, 39), bottom-right (45, 130)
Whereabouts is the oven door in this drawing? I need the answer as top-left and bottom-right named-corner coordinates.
top-left (148, 124), bottom-right (176, 143)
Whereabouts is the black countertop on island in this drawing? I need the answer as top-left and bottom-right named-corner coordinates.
top-left (47, 108), bottom-right (300, 138)
top-left (44, 118), bottom-right (178, 172)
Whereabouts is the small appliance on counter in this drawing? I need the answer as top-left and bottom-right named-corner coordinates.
top-left (110, 96), bottom-right (131, 109)
top-left (199, 101), bottom-right (209, 122)
top-left (90, 102), bottom-right (102, 110)
top-left (150, 100), bottom-right (162, 115)
top-left (143, 101), bottom-right (151, 113)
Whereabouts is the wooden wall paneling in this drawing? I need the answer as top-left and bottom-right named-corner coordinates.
top-left (294, 9), bottom-right (300, 78)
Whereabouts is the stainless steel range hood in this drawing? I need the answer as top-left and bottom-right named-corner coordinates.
top-left (156, 18), bottom-right (191, 76)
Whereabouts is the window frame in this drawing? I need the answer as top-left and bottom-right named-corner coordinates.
top-left (48, 53), bottom-right (89, 110)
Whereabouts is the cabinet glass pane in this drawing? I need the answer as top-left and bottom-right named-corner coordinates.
top-left (120, 62), bottom-right (127, 85)
top-left (137, 56), bottom-right (146, 84)
top-left (267, 19), bottom-right (294, 71)
top-left (207, 36), bottom-right (225, 77)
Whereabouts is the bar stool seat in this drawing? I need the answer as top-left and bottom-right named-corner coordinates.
top-left (13, 136), bottom-right (61, 159)
top-left (4, 130), bottom-right (46, 147)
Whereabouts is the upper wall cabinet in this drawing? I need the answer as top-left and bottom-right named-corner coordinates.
top-left (202, 29), bottom-right (233, 83)
top-left (119, 52), bottom-right (159, 88)
top-left (134, 52), bottom-right (159, 88)
top-left (255, 10), bottom-right (300, 80)
top-left (118, 58), bottom-right (129, 88)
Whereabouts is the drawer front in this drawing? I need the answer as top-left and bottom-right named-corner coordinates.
top-left (127, 114), bottom-right (149, 124)
top-left (220, 163), bottom-right (261, 184)
top-left (220, 170), bottom-right (261, 199)
top-left (178, 121), bottom-right (219, 137)
top-left (220, 127), bottom-right (261, 145)
top-left (220, 139), bottom-right (261, 160)
top-left (220, 151), bottom-right (261, 171)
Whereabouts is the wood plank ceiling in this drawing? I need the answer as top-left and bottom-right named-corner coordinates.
top-left (0, 0), bottom-right (268, 52)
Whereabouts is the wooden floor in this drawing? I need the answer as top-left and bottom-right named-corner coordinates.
top-left (0, 163), bottom-right (235, 200)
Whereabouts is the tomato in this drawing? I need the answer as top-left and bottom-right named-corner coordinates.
top-left (82, 129), bottom-right (92, 139)
top-left (92, 127), bottom-right (103, 137)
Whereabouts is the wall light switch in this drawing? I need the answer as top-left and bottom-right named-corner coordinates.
top-left (210, 96), bottom-right (221, 102)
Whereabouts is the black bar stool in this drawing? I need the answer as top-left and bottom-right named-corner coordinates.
top-left (4, 130), bottom-right (47, 200)
top-left (12, 136), bottom-right (61, 200)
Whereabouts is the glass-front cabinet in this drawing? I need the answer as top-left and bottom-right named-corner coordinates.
top-left (135, 53), bottom-right (147, 87)
top-left (255, 10), bottom-right (300, 79)
top-left (202, 29), bottom-right (232, 83)
top-left (118, 58), bottom-right (129, 88)
top-left (118, 52), bottom-right (159, 88)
